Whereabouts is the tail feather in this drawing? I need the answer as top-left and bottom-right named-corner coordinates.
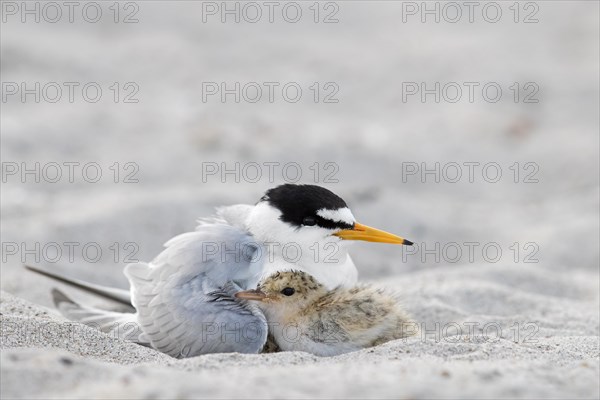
top-left (24, 264), bottom-right (132, 307)
top-left (51, 288), bottom-right (149, 344)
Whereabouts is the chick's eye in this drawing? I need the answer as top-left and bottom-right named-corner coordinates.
top-left (281, 287), bottom-right (295, 296)
top-left (302, 216), bottom-right (316, 226)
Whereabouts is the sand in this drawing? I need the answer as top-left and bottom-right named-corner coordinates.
top-left (1, 1), bottom-right (599, 398)
top-left (2, 264), bottom-right (599, 399)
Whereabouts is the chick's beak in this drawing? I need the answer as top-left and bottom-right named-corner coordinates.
top-left (235, 289), bottom-right (268, 301)
top-left (334, 222), bottom-right (413, 245)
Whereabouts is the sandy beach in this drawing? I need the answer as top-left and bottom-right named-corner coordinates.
top-left (2, 262), bottom-right (599, 399)
top-left (1, 1), bottom-right (599, 398)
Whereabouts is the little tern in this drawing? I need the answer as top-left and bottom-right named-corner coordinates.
top-left (236, 270), bottom-right (417, 356)
top-left (26, 184), bottom-right (412, 357)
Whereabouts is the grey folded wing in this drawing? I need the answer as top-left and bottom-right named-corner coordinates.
top-left (124, 224), bottom-right (267, 358)
top-left (126, 264), bottom-right (267, 357)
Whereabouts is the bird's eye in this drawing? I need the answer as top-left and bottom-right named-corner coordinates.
top-left (281, 287), bottom-right (295, 296)
top-left (302, 216), bottom-right (317, 226)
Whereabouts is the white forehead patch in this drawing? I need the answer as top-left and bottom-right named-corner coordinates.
top-left (316, 207), bottom-right (355, 225)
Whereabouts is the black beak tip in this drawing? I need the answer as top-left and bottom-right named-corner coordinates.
top-left (403, 239), bottom-right (414, 246)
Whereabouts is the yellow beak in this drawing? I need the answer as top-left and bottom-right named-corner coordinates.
top-left (334, 222), bottom-right (413, 245)
top-left (235, 289), bottom-right (267, 301)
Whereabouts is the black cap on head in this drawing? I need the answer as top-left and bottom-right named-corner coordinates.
top-left (260, 184), bottom-right (353, 230)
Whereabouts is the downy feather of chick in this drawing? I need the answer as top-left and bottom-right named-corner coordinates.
top-left (236, 270), bottom-right (418, 356)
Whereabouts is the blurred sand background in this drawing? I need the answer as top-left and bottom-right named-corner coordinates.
top-left (1, 1), bottom-right (599, 398)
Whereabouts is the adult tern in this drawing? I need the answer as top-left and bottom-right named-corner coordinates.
top-left (26, 184), bottom-right (412, 357)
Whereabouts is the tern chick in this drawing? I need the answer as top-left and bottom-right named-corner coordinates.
top-left (236, 270), bottom-right (417, 356)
